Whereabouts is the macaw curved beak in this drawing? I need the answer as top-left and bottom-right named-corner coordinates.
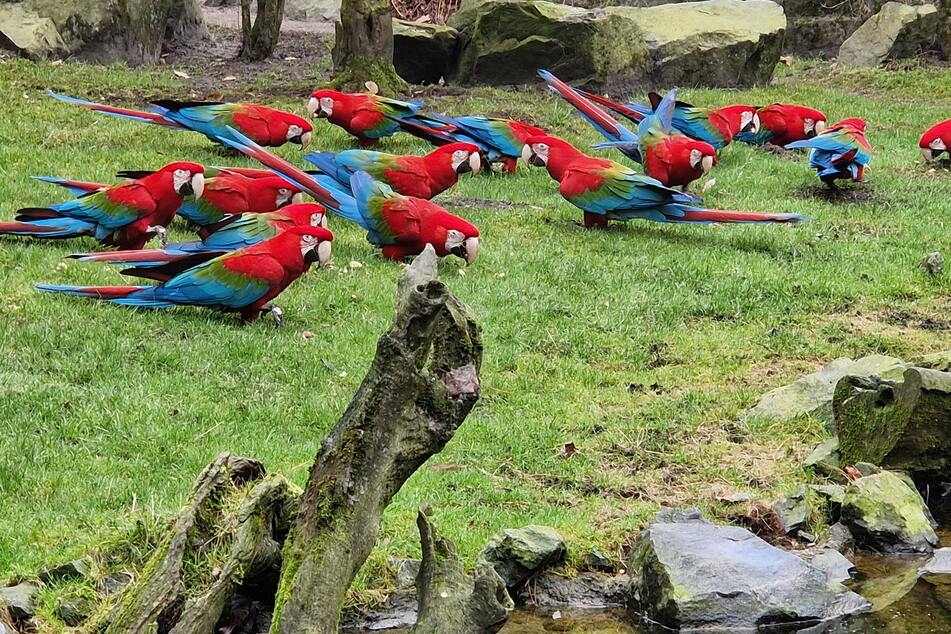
top-left (521, 144), bottom-right (532, 166)
top-left (292, 192), bottom-right (304, 204)
top-left (300, 131), bottom-right (312, 147)
top-left (190, 173), bottom-right (205, 199)
top-left (451, 236), bottom-right (479, 264)
top-left (741, 113), bottom-right (760, 135)
top-left (317, 240), bottom-right (332, 266)
top-left (319, 214), bottom-right (329, 229)
top-left (701, 155), bottom-right (714, 174)
top-left (469, 152), bottom-right (482, 175)
top-left (307, 97), bottom-right (320, 117)
top-left (921, 147), bottom-right (935, 162)
top-left (814, 120), bottom-right (827, 135)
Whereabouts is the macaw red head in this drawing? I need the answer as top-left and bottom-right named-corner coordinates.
top-left (507, 120), bottom-right (547, 143)
top-left (421, 204), bottom-right (480, 264)
top-left (157, 162), bottom-right (206, 198)
top-left (281, 225), bottom-right (334, 267)
top-left (427, 142), bottom-right (483, 175)
top-left (521, 134), bottom-right (588, 175)
top-left (718, 105), bottom-right (760, 136)
top-left (686, 140), bottom-right (717, 174)
top-left (791, 106), bottom-right (827, 138)
top-left (919, 119), bottom-right (950, 162)
top-left (273, 202), bottom-right (329, 229)
top-left (250, 175), bottom-right (304, 209)
top-left (835, 118), bottom-right (867, 133)
top-left (275, 111), bottom-right (314, 147)
top-left (307, 89), bottom-right (350, 119)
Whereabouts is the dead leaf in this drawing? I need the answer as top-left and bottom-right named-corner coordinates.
top-left (701, 178), bottom-right (716, 193)
top-left (223, 75), bottom-right (237, 82)
top-left (285, 56), bottom-right (298, 62)
top-left (429, 463), bottom-right (463, 473)
top-left (173, 70), bottom-right (190, 79)
top-left (843, 465), bottom-right (863, 481)
top-left (51, 59), bottom-right (63, 66)
top-left (779, 55), bottom-right (795, 66)
top-left (364, 80), bottom-right (379, 95)
top-left (301, 331), bottom-right (315, 339)
top-left (559, 442), bottom-right (577, 458)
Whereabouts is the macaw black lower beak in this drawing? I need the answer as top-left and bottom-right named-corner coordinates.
top-left (528, 154), bottom-right (546, 167)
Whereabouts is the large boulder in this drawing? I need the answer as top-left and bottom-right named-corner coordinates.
top-left (449, 0), bottom-right (784, 87)
top-left (0, 583), bottom-right (39, 623)
top-left (285, 0), bottom-right (341, 21)
top-left (743, 354), bottom-right (907, 423)
top-left (394, 19), bottom-right (460, 84)
top-left (627, 510), bottom-right (870, 629)
top-left (840, 471), bottom-right (939, 553)
top-left (605, 0), bottom-right (786, 88)
top-left (838, 2), bottom-right (941, 67)
top-left (833, 367), bottom-right (951, 478)
top-left (0, 0), bottom-right (207, 64)
top-left (477, 525), bottom-right (567, 588)
top-left (450, 0), bottom-right (648, 85)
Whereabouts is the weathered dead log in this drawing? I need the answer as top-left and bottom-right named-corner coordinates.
top-left (240, 0), bottom-right (285, 61)
top-left (834, 367), bottom-right (951, 477)
top-left (270, 244), bottom-right (482, 633)
top-left (87, 454), bottom-right (296, 634)
top-left (413, 507), bottom-right (513, 634)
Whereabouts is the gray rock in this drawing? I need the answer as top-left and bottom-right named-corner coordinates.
top-left (0, 3), bottom-right (67, 59)
top-left (393, 19), bottom-right (459, 85)
top-left (651, 506), bottom-right (706, 524)
top-left (772, 484), bottom-right (813, 535)
top-left (811, 483), bottom-right (847, 505)
top-left (803, 437), bottom-right (843, 480)
top-left (387, 557), bottom-right (421, 589)
top-left (841, 471), bottom-right (939, 553)
top-left (820, 522), bottom-right (854, 553)
top-left (920, 547), bottom-right (951, 581)
top-left (477, 525), bottom-right (567, 588)
top-left (627, 510), bottom-right (870, 629)
top-left (583, 550), bottom-right (615, 572)
top-left (39, 559), bottom-right (90, 585)
top-left (451, 0), bottom-right (783, 88)
top-left (808, 548), bottom-right (857, 583)
top-left (605, 0), bottom-right (786, 88)
top-left (97, 571), bottom-right (133, 595)
top-left (743, 354), bottom-right (907, 423)
top-left (914, 350), bottom-right (951, 372)
top-left (284, 0), bottom-right (340, 21)
top-left (839, 2), bottom-right (940, 67)
top-left (54, 596), bottom-right (92, 627)
top-left (516, 572), bottom-right (628, 607)
top-left (854, 462), bottom-right (881, 477)
top-left (920, 252), bottom-right (944, 275)
top-left (0, 582), bottom-right (39, 622)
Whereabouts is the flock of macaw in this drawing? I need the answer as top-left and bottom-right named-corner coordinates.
top-left (2, 71), bottom-right (949, 323)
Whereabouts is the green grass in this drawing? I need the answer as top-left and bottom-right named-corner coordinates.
top-left (1, 56), bottom-right (951, 611)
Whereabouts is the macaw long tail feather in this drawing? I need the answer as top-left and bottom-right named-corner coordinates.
top-left (68, 248), bottom-right (189, 266)
top-left (538, 70), bottom-right (638, 147)
top-left (391, 117), bottom-right (458, 146)
top-left (45, 90), bottom-right (179, 128)
top-left (32, 176), bottom-right (106, 196)
top-left (36, 284), bottom-right (148, 299)
top-left (0, 221), bottom-right (78, 237)
top-left (576, 90), bottom-right (646, 124)
top-left (680, 209), bottom-right (808, 223)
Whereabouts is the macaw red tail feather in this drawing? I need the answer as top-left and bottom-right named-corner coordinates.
top-left (539, 70), bottom-right (632, 142)
top-left (35, 285), bottom-right (146, 299)
top-left (682, 209), bottom-right (807, 223)
top-left (16, 208), bottom-right (64, 221)
top-left (832, 148), bottom-right (859, 168)
top-left (393, 117), bottom-right (458, 146)
top-left (0, 221), bottom-right (64, 234)
top-left (577, 90), bottom-right (645, 124)
top-left (45, 90), bottom-right (179, 127)
top-left (68, 249), bottom-right (179, 264)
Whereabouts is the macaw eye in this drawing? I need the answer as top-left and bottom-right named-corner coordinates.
top-left (445, 229), bottom-right (465, 248)
top-left (321, 98), bottom-right (333, 108)
top-left (174, 169), bottom-right (189, 178)
top-left (302, 234), bottom-right (316, 244)
top-left (279, 188), bottom-right (290, 196)
top-left (453, 150), bottom-right (466, 160)
top-left (310, 213), bottom-right (322, 226)
top-left (536, 143), bottom-right (548, 151)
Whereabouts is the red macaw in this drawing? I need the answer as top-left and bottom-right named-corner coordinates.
top-left (540, 71), bottom-right (716, 190)
top-left (307, 89), bottom-right (439, 147)
top-left (920, 119), bottom-right (951, 162)
top-left (786, 118), bottom-right (872, 188)
top-left (47, 91), bottom-right (313, 149)
top-left (305, 142), bottom-right (482, 199)
top-left (37, 225), bottom-right (333, 324)
top-left (737, 104), bottom-right (828, 147)
top-left (521, 135), bottom-right (805, 228)
top-left (1, 162), bottom-right (205, 249)
top-left (592, 91), bottom-right (758, 150)
top-left (37, 171), bottom-right (303, 227)
top-left (69, 203), bottom-right (329, 276)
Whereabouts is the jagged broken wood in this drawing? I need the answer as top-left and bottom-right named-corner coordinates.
top-left (270, 244), bottom-right (483, 632)
top-left (412, 507), bottom-right (513, 634)
top-left (834, 367), bottom-right (951, 478)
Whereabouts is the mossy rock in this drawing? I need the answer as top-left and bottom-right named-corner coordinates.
top-left (838, 2), bottom-right (941, 67)
top-left (841, 471), bottom-right (939, 553)
top-left (476, 525), bottom-right (567, 587)
top-left (393, 19), bottom-right (460, 85)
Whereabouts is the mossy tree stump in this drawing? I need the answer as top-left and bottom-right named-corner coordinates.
top-left (240, 0), bottom-right (285, 61)
top-left (91, 246), bottom-right (483, 633)
top-left (331, 0), bottom-right (407, 93)
top-left (834, 367), bottom-right (951, 478)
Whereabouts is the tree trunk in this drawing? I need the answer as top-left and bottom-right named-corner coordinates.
top-left (331, 0), bottom-right (407, 93)
top-left (240, 0), bottom-right (286, 61)
top-left (119, 0), bottom-right (210, 65)
top-left (834, 367), bottom-right (951, 478)
top-left (269, 244), bottom-right (482, 632)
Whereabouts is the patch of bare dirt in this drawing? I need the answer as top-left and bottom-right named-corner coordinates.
top-left (791, 184), bottom-right (879, 205)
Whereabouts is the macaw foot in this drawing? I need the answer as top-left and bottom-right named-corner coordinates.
top-left (148, 225), bottom-right (168, 247)
top-left (261, 304), bottom-right (284, 326)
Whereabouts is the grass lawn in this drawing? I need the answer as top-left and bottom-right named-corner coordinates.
top-left (1, 54), bottom-right (951, 619)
